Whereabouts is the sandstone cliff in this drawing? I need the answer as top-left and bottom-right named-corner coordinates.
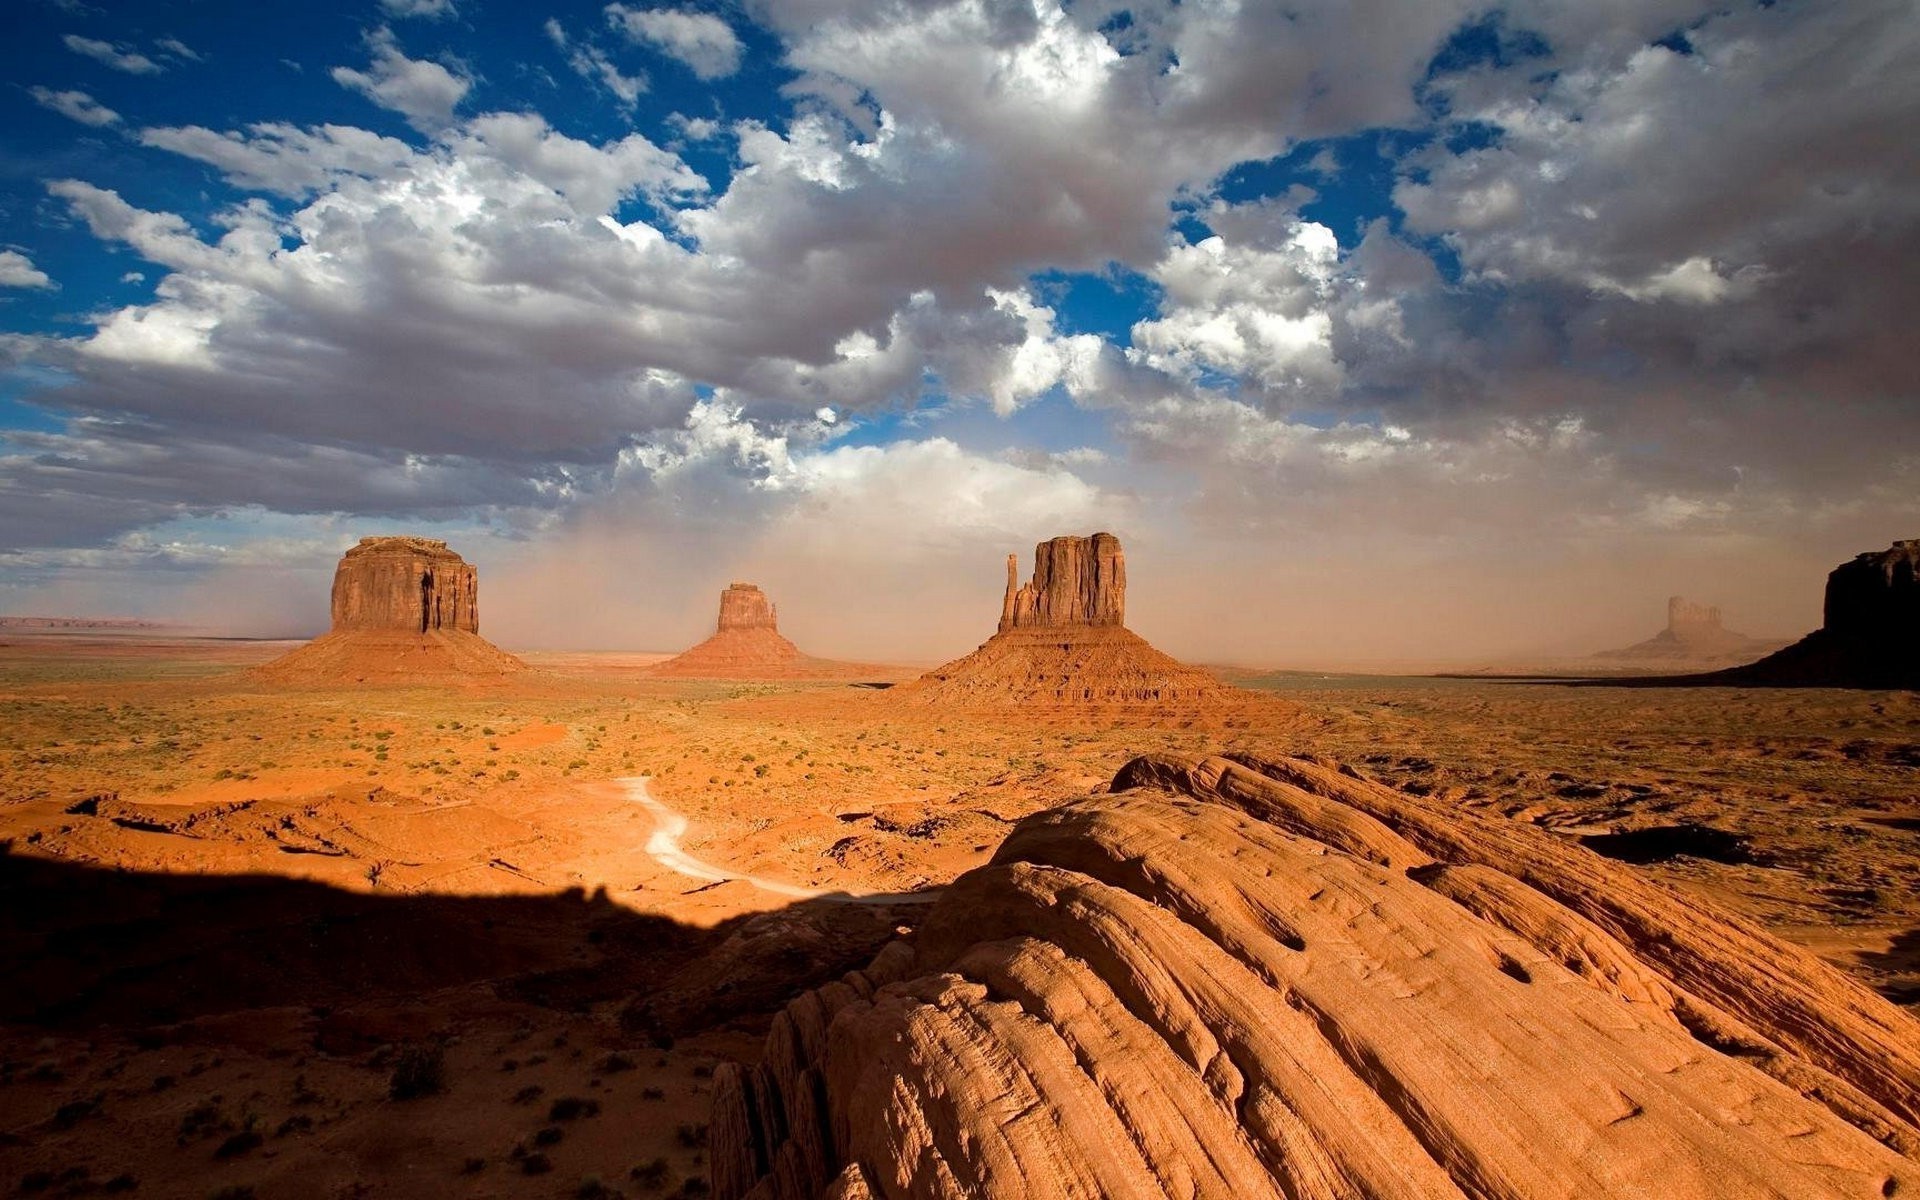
top-left (903, 533), bottom-right (1221, 706)
top-left (1710, 540), bottom-right (1920, 687)
top-left (709, 752), bottom-right (1920, 1199)
top-left (254, 537), bottom-right (524, 683)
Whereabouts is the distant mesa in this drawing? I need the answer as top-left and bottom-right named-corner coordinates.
top-left (1708, 538), bottom-right (1920, 688)
top-left (254, 536), bottom-right (526, 683)
top-left (900, 532), bottom-right (1224, 705)
top-left (651, 582), bottom-right (857, 679)
top-left (1592, 594), bottom-right (1787, 668)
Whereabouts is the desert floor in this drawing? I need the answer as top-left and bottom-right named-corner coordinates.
top-left (1, 634), bottom-right (1916, 1198)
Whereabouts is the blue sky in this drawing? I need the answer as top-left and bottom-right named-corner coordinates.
top-left (0, 0), bottom-right (1915, 663)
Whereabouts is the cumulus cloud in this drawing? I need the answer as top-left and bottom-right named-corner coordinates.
top-left (331, 27), bottom-right (471, 132)
top-left (0, 251), bottom-right (53, 289)
top-left (606, 6), bottom-right (743, 79)
top-left (62, 34), bottom-right (162, 74)
top-left (29, 86), bottom-right (120, 127)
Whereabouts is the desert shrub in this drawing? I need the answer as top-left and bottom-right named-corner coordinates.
top-left (674, 1123), bottom-right (708, 1149)
top-left (630, 1159), bottom-right (670, 1190)
top-left (549, 1096), bottom-right (601, 1121)
top-left (387, 1043), bottom-right (445, 1100)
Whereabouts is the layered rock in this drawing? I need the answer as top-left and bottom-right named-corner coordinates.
top-left (710, 752), bottom-right (1920, 1200)
top-left (1594, 594), bottom-right (1786, 668)
top-left (254, 537), bottom-right (524, 683)
top-left (1714, 540), bottom-right (1920, 687)
top-left (652, 583), bottom-right (852, 679)
top-left (903, 533), bottom-right (1221, 706)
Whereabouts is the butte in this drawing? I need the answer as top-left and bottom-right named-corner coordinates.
top-left (254, 536), bottom-right (525, 683)
top-left (1711, 538), bottom-right (1920, 688)
top-left (651, 582), bottom-right (853, 679)
top-left (899, 531), bottom-right (1223, 705)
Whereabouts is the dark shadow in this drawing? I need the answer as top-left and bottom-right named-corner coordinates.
top-left (0, 847), bottom-right (921, 1038)
top-left (1577, 824), bottom-right (1762, 866)
top-left (849, 681), bottom-right (896, 690)
top-left (1858, 927), bottom-right (1920, 1008)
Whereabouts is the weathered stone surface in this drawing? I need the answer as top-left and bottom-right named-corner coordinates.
top-left (998, 533), bottom-right (1125, 631)
top-left (905, 532), bottom-right (1221, 706)
top-left (711, 752), bottom-right (1920, 1200)
top-left (719, 583), bottom-right (780, 633)
top-left (254, 536), bottom-right (524, 682)
top-left (1716, 539), bottom-right (1920, 687)
top-left (330, 536), bottom-right (480, 634)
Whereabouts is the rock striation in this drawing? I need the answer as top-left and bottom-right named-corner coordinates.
top-left (1594, 594), bottom-right (1786, 669)
top-left (1712, 540), bottom-right (1920, 688)
top-left (652, 583), bottom-right (857, 679)
top-left (254, 537), bottom-right (524, 683)
top-left (709, 751), bottom-right (1920, 1200)
top-left (903, 533), bottom-right (1221, 706)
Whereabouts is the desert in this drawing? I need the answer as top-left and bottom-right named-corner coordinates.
top-left (2, 533), bottom-right (1918, 1197)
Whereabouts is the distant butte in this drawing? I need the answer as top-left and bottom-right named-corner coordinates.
top-left (901, 532), bottom-right (1223, 706)
top-left (1593, 595), bottom-right (1786, 668)
top-left (651, 582), bottom-right (858, 679)
top-left (253, 537), bottom-right (525, 683)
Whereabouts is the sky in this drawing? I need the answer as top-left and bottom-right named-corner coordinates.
top-left (0, 0), bottom-right (1914, 667)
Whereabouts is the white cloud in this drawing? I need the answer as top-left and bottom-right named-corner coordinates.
top-left (29, 86), bottom-right (121, 127)
top-left (0, 251), bottom-right (53, 290)
top-left (63, 34), bottom-right (163, 75)
top-left (546, 18), bottom-right (648, 107)
top-left (330, 27), bottom-right (471, 132)
top-left (155, 36), bottom-right (202, 62)
top-left (380, 0), bottom-right (457, 19)
top-left (138, 122), bottom-right (417, 197)
top-left (606, 6), bottom-right (743, 79)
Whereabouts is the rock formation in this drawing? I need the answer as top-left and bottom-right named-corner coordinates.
top-left (254, 537), bottom-right (524, 683)
top-left (1707, 540), bottom-right (1920, 688)
top-left (709, 751), bottom-right (1920, 1200)
top-left (652, 583), bottom-right (853, 679)
top-left (901, 533), bottom-right (1221, 706)
top-left (1593, 594), bottom-right (1786, 668)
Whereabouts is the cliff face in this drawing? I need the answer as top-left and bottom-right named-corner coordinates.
top-left (1715, 539), bottom-right (1920, 688)
top-left (717, 583), bottom-right (780, 633)
top-left (1824, 540), bottom-right (1920, 640)
top-left (1667, 595), bottom-right (1723, 637)
top-left (998, 533), bottom-right (1125, 632)
top-left (709, 752), bottom-right (1920, 1200)
top-left (330, 537), bottom-right (480, 635)
top-left (906, 532), bottom-right (1220, 707)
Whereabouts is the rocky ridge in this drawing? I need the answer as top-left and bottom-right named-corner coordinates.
top-left (254, 537), bottom-right (524, 682)
top-left (710, 751), bottom-right (1920, 1199)
top-left (902, 533), bottom-right (1222, 706)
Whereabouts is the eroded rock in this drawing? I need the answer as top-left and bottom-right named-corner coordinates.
top-left (711, 752), bottom-right (1920, 1199)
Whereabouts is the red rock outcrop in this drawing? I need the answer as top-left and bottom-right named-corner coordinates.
top-left (254, 537), bottom-right (524, 683)
top-left (1705, 540), bottom-right (1920, 687)
top-left (652, 583), bottom-right (860, 679)
top-left (902, 533), bottom-right (1221, 706)
top-left (1594, 594), bottom-right (1787, 668)
top-left (709, 751), bottom-right (1920, 1200)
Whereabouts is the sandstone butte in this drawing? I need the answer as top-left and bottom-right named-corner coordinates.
top-left (708, 750), bottom-right (1920, 1200)
top-left (1594, 594), bottom-right (1786, 668)
top-left (253, 536), bottom-right (525, 683)
top-left (651, 583), bottom-right (856, 679)
top-left (899, 532), bottom-right (1224, 706)
top-left (1706, 538), bottom-right (1920, 688)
